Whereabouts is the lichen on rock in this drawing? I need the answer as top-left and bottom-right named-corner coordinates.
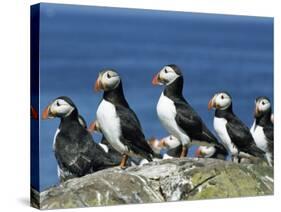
top-left (35, 158), bottom-right (273, 209)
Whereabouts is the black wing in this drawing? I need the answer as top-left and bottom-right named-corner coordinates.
top-left (174, 100), bottom-right (218, 145)
top-left (226, 117), bottom-right (264, 157)
top-left (263, 125), bottom-right (273, 158)
top-left (263, 125), bottom-right (273, 141)
top-left (115, 105), bottom-right (153, 161)
top-left (55, 127), bottom-right (118, 177)
top-left (100, 136), bottom-right (124, 164)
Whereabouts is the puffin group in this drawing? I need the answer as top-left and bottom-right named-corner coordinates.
top-left (41, 64), bottom-right (274, 182)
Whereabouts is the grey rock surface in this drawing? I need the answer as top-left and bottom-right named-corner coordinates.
top-left (37, 158), bottom-right (273, 209)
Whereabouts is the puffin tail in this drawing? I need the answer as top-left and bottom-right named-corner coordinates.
top-left (143, 153), bottom-right (153, 162)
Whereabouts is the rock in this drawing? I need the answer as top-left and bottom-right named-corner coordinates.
top-left (36, 158), bottom-right (273, 209)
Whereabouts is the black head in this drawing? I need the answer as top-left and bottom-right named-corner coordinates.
top-left (254, 96), bottom-right (272, 118)
top-left (152, 64), bottom-right (183, 86)
top-left (208, 91), bottom-right (232, 111)
top-left (94, 69), bottom-right (121, 92)
top-left (42, 96), bottom-right (78, 119)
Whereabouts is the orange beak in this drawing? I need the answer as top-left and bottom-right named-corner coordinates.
top-left (158, 139), bottom-right (167, 148)
top-left (254, 105), bottom-right (260, 117)
top-left (94, 77), bottom-right (102, 92)
top-left (42, 105), bottom-right (51, 120)
top-left (88, 121), bottom-right (98, 133)
top-left (208, 96), bottom-right (216, 110)
top-left (152, 73), bottom-right (160, 85)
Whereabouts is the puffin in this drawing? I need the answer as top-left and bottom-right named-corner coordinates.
top-left (250, 96), bottom-right (274, 166)
top-left (147, 138), bottom-right (164, 158)
top-left (158, 135), bottom-right (182, 158)
top-left (208, 92), bottom-right (265, 162)
top-left (89, 119), bottom-right (157, 166)
top-left (42, 96), bottom-right (118, 182)
top-left (152, 64), bottom-right (222, 157)
top-left (195, 146), bottom-right (227, 160)
top-left (94, 69), bottom-right (154, 168)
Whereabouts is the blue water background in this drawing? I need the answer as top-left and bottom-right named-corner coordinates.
top-left (38, 3), bottom-right (273, 191)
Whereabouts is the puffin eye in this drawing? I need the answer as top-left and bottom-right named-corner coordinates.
top-left (221, 95), bottom-right (224, 100)
top-left (107, 72), bottom-right (111, 79)
top-left (262, 101), bottom-right (265, 105)
top-left (56, 101), bottom-right (60, 107)
top-left (164, 69), bottom-right (168, 74)
top-left (169, 136), bottom-right (172, 140)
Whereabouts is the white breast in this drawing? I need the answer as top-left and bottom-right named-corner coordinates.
top-left (250, 120), bottom-right (256, 134)
top-left (213, 117), bottom-right (238, 156)
top-left (156, 93), bottom-right (190, 145)
top-left (165, 138), bottom-right (181, 149)
top-left (96, 99), bottom-right (128, 154)
top-left (98, 143), bottom-right (109, 153)
top-left (53, 128), bottom-right (60, 150)
top-left (251, 125), bottom-right (268, 152)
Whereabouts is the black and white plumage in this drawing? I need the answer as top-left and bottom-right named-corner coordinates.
top-left (208, 92), bottom-right (265, 161)
top-left (152, 64), bottom-right (223, 157)
top-left (195, 145), bottom-right (227, 160)
top-left (42, 96), bottom-right (118, 182)
top-left (250, 96), bottom-right (273, 166)
top-left (159, 135), bottom-right (183, 158)
top-left (88, 120), bottom-right (129, 165)
top-left (94, 69), bottom-right (153, 168)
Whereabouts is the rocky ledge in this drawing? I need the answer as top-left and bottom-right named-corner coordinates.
top-left (36, 158), bottom-right (274, 209)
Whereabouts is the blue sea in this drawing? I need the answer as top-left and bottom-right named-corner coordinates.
top-left (36, 3), bottom-right (273, 191)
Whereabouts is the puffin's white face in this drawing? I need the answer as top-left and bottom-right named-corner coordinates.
top-left (152, 65), bottom-right (181, 86)
top-left (95, 70), bottom-right (121, 92)
top-left (42, 98), bottom-right (75, 119)
top-left (195, 146), bottom-right (216, 158)
top-left (159, 135), bottom-right (181, 149)
top-left (208, 92), bottom-right (232, 110)
top-left (255, 97), bottom-right (271, 117)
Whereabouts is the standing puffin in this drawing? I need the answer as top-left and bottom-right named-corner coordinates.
top-left (250, 96), bottom-right (273, 166)
top-left (195, 146), bottom-right (227, 160)
top-left (208, 92), bottom-right (265, 162)
top-left (152, 64), bottom-right (221, 157)
top-left (94, 69), bottom-right (153, 169)
top-left (42, 96), bottom-right (118, 182)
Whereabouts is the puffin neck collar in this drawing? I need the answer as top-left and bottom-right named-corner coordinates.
top-left (255, 109), bottom-right (272, 127)
top-left (59, 109), bottom-right (79, 126)
top-left (103, 81), bottom-right (129, 107)
top-left (214, 104), bottom-right (234, 119)
top-left (163, 76), bottom-right (184, 99)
